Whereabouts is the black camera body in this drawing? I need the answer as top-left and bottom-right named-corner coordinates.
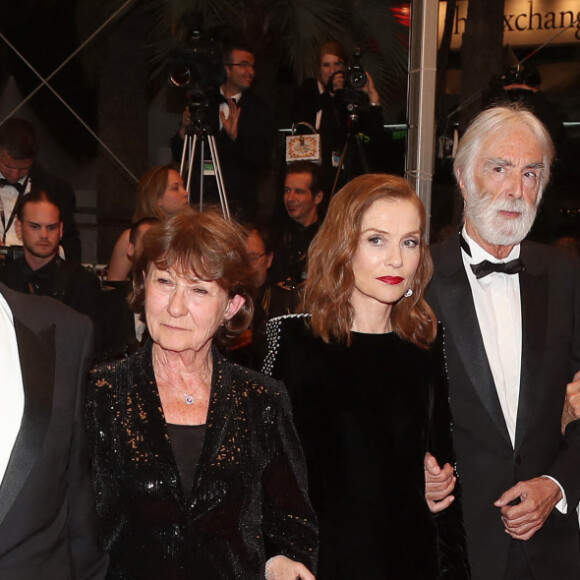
top-left (0, 245), bottom-right (24, 262)
top-left (345, 48), bottom-right (367, 90)
top-left (327, 48), bottom-right (368, 108)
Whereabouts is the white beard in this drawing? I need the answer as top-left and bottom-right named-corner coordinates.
top-left (465, 189), bottom-right (538, 246)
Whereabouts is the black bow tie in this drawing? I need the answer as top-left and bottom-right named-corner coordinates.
top-left (0, 178), bottom-right (25, 195)
top-left (459, 230), bottom-right (524, 279)
top-left (470, 258), bottom-right (525, 279)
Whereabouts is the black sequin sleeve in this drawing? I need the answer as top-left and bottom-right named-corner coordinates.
top-left (261, 378), bottom-right (319, 570)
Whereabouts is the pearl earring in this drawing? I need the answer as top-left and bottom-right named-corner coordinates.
top-left (403, 288), bottom-right (413, 298)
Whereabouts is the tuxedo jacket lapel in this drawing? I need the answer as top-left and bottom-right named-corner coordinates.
top-left (0, 316), bottom-right (55, 525)
top-left (514, 245), bottom-right (549, 452)
top-left (433, 237), bottom-right (511, 445)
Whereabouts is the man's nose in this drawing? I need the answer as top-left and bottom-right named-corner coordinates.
top-left (508, 174), bottom-right (524, 199)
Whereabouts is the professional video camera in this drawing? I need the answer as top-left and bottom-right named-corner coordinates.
top-left (168, 16), bottom-right (226, 108)
top-left (168, 15), bottom-right (233, 216)
top-left (0, 245), bottom-right (24, 262)
top-left (344, 48), bottom-right (367, 90)
top-left (328, 48), bottom-right (368, 97)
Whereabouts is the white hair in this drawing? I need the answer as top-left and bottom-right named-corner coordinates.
top-left (454, 104), bottom-right (555, 200)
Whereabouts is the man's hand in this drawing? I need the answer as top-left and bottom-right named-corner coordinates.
top-left (494, 477), bottom-right (562, 540)
top-left (359, 71), bottom-right (381, 106)
top-left (265, 555), bottom-right (315, 580)
top-left (424, 452), bottom-right (456, 513)
top-left (562, 370), bottom-right (580, 433)
top-left (178, 107), bottom-right (191, 140)
top-left (329, 71), bottom-right (344, 94)
top-left (220, 98), bottom-right (241, 141)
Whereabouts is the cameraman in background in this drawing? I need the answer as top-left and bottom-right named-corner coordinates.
top-left (292, 41), bottom-right (383, 193)
top-left (170, 42), bottom-right (274, 220)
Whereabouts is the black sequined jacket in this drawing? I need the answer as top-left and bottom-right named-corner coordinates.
top-left (86, 342), bottom-right (318, 579)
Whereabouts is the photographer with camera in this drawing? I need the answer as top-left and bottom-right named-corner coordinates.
top-left (292, 41), bottom-right (383, 193)
top-left (170, 42), bottom-right (274, 220)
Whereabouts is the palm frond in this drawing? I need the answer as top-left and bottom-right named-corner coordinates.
top-left (273, 0), bottom-right (346, 80)
top-left (349, 0), bottom-right (408, 114)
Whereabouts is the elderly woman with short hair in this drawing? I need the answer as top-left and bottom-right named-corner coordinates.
top-left (87, 209), bottom-right (317, 580)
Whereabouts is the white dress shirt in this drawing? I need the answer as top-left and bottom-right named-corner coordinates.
top-left (461, 227), bottom-right (522, 447)
top-left (0, 173), bottom-right (30, 246)
top-left (0, 291), bottom-right (25, 484)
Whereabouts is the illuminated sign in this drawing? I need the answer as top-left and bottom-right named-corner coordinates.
top-left (439, 0), bottom-right (580, 48)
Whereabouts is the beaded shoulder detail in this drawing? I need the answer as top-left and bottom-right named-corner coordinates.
top-left (262, 313), bottom-right (309, 376)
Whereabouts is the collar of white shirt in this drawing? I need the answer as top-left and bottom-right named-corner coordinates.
top-left (461, 226), bottom-right (521, 269)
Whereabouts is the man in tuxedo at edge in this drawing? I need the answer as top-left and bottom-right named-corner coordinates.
top-left (0, 282), bottom-right (107, 578)
top-left (425, 104), bottom-right (580, 579)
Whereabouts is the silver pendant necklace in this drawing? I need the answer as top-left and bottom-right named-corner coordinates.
top-left (153, 350), bottom-right (208, 406)
top-left (172, 382), bottom-right (208, 405)
top-left (174, 383), bottom-right (208, 405)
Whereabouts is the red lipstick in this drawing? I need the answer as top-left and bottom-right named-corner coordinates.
top-left (377, 276), bottom-right (404, 285)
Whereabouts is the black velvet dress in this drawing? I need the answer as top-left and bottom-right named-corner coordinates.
top-left (263, 315), bottom-right (470, 579)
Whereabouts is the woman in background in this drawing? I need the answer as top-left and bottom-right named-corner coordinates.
top-left (263, 174), bottom-right (470, 579)
top-left (292, 41), bottom-right (382, 192)
top-left (107, 165), bottom-right (188, 281)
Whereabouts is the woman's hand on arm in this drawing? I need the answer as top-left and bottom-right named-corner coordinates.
top-left (265, 555), bottom-right (315, 580)
top-left (424, 451), bottom-right (456, 513)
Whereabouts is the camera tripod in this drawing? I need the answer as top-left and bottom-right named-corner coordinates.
top-left (179, 104), bottom-right (231, 219)
top-left (331, 101), bottom-right (371, 197)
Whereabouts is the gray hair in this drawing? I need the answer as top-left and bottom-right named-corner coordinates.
top-left (453, 105), bottom-right (555, 199)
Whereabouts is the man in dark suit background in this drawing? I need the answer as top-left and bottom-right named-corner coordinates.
top-left (0, 283), bottom-right (107, 578)
top-left (0, 117), bottom-right (81, 262)
top-left (170, 42), bottom-right (274, 220)
top-left (426, 105), bottom-right (580, 579)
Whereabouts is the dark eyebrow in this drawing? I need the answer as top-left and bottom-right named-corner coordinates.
top-left (27, 221), bottom-right (59, 228)
top-left (361, 228), bottom-right (421, 237)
